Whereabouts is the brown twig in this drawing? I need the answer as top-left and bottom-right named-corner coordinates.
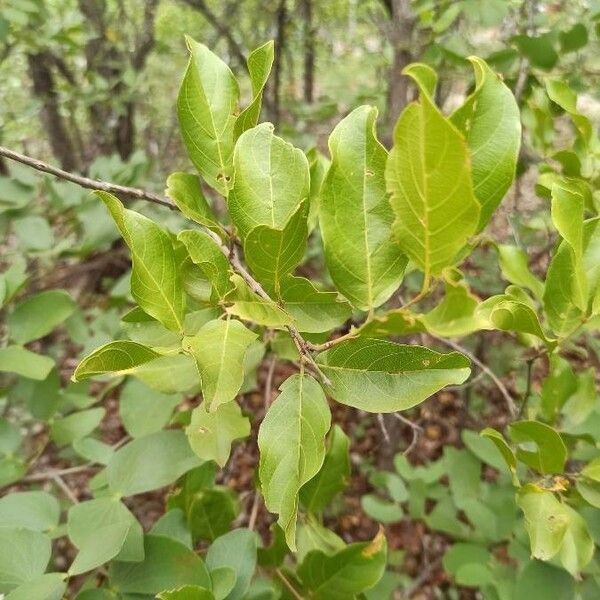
top-left (275, 568), bottom-right (305, 600)
top-left (393, 412), bottom-right (423, 456)
top-left (53, 474), bottom-right (79, 504)
top-left (430, 334), bottom-right (517, 417)
top-left (0, 145), bottom-right (175, 209)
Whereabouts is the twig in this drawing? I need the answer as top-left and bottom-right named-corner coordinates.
top-left (275, 568), bottom-right (305, 600)
top-left (377, 414), bottom-right (391, 444)
top-left (393, 413), bottom-right (423, 456)
top-left (53, 474), bottom-right (79, 504)
top-left (22, 464), bottom-right (96, 482)
top-left (264, 354), bottom-right (277, 410)
top-left (430, 334), bottom-right (517, 417)
top-left (0, 145), bottom-right (332, 387)
top-left (247, 492), bottom-right (262, 531)
top-left (0, 145), bottom-right (175, 209)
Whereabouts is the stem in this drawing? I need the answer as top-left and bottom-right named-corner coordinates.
top-left (275, 568), bottom-right (305, 600)
top-left (430, 334), bottom-right (517, 417)
top-left (0, 145), bottom-right (174, 209)
top-left (0, 145), bottom-right (331, 387)
top-left (400, 272), bottom-right (431, 310)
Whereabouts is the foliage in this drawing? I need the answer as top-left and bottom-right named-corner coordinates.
top-left (1, 1), bottom-right (600, 598)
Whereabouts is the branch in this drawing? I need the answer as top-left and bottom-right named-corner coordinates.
top-left (0, 145), bottom-right (174, 209)
top-left (430, 334), bottom-right (517, 417)
top-left (0, 145), bottom-right (330, 386)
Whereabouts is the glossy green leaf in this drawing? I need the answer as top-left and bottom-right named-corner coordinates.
top-left (480, 428), bottom-right (518, 480)
top-left (0, 528), bottom-right (51, 593)
top-left (68, 498), bottom-right (143, 575)
top-left (386, 64), bottom-right (479, 282)
top-left (186, 401), bottom-right (250, 466)
top-left (317, 338), bottom-right (470, 413)
top-left (225, 274), bottom-right (292, 327)
top-left (5, 573), bottom-right (66, 600)
top-left (99, 192), bottom-right (185, 331)
top-left (228, 123), bottom-right (309, 239)
top-left (183, 318), bottom-right (257, 411)
top-left (258, 373), bottom-right (331, 549)
top-left (73, 341), bottom-right (159, 381)
top-left (107, 430), bottom-right (201, 496)
top-left (0, 346), bottom-right (54, 381)
top-left (8, 290), bottom-right (75, 344)
top-left (109, 535), bottom-right (211, 595)
top-left (178, 230), bottom-right (233, 301)
top-left (497, 245), bottom-right (544, 301)
top-left (177, 37), bottom-right (239, 195)
top-left (514, 561), bottom-right (574, 600)
top-left (320, 105), bottom-right (406, 311)
top-left (120, 380), bottom-right (181, 438)
top-left (509, 420), bottom-right (567, 475)
top-left (244, 201), bottom-right (308, 293)
top-left (0, 492), bottom-right (59, 533)
top-left (234, 40), bottom-right (274, 138)
top-left (166, 172), bottom-right (220, 232)
top-left (297, 530), bottom-right (387, 599)
top-left (279, 275), bottom-right (352, 334)
top-left (450, 57), bottom-right (520, 230)
top-left (300, 425), bottom-right (350, 513)
top-left (131, 354), bottom-right (200, 393)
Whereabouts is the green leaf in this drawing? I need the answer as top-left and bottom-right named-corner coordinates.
top-left (5, 573), bottom-right (66, 600)
top-left (517, 484), bottom-right (594, 575)
top-left (206, 528), bottom-right (258, 600)
top-left (186, 401), bottom-right (250, 466)
top-left (177, 37), bottom-right (239, 195)
top-left (509, 420), bottom-right (567, 475)
top-left (514, 561), bottom-right (574, 600)
top-left (50, 407), bottom-right (105, 447)
top-left (120, 379), bottom-right (181, 438)
top-left (178, 230), bottom-right (233, 301)
top-left (297, 530), bottom-right (387, 599)
top-left (450, 57), bottom-right (520, 230)
top-left (183, 318), bottom-right (257, 411)
top-left (0, 528), bottom-right (51, 593)
top-left (130, 354), bottom-right (201, 394)
top-left (386, 64), bottom-right (479, 282)
top-left (234, 40), bottom-right (274, 138)
top-left (244, 201), bottom-right (308, 293)
top-left (72, 437), bottom-right (114, 465)
top-left (258, 373), bottom-right (331, 549)
top-left (512, 34), bottom-right (558, 70)
top-left (8, 290), bottom-right (76, 344)
top-left (317, 338), bottom-right (470, 413)
top-left (68, 498), bottom-right (143, 575)
top-left (151, 509), bottom-right (192, 548)
top-left (296, 519), bottom-right (345, 562)
top-left (73, 341), bottom-right (160, 381)
top-left (157, 586), bottom-right (215, 600)
top-left (166, 173), bottom-right (220, 233)
top-left (0, 419), bottom-right (21, 455)
top-left (228, 123), bottom-right (310, 238)
top-left (107, 430), bottom-right (201, 496)
top-left (319, 105), bottom-right (406, 311)
top-left (109, 535), bottom-right (211, 595)
top-left (279, 276), bottom-right (352, 334)
top-left (188, 488), bottom-right (237, 542)
top-left (99, 192), bottom-right (185, 331)
top-left (225, 274), bottom-right (292, 327)
top-left (300, 425), bottom-right (350, 513)
top-left (497, 245), bottom-right (544, 301)
top-left (0, 346), bottom-right (54, 380)
top-left (0, 492), bottom-right (59, 533)
top-left (559, 23), bottom-right (588, 53)
top-left (360, 496), bottom-right (403, 524)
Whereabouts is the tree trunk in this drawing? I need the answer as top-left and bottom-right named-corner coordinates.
top-left (27, 52), bottom-right (80, 172)
top-left (385, 0), bottom-right (416, 133)
top-left (272, 0), bottom-right (288, 127)
top-left (301, 0), bottom-right (315, 103)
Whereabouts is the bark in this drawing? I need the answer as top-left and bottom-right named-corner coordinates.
top-left (27, 52), bottom-right (80, 172)
top-left (300, 0), bottom-right (315, 103)
top-left (272, 0), bottom-right (288, 126)
top-left (385, 0), bottom-right (417, 132)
